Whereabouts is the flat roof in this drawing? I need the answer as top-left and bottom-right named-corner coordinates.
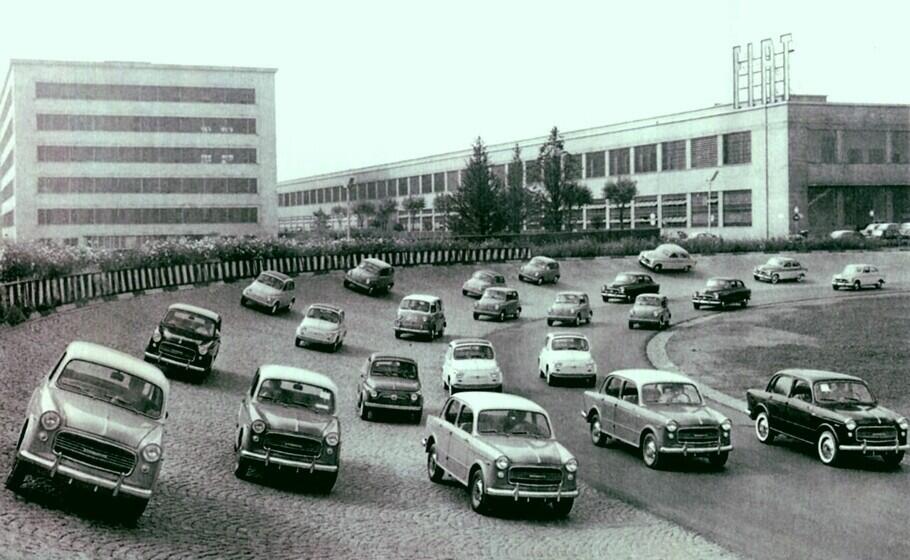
top-left (10, 58), bottom-right (277, 74)
top-left (776, 368), bottom-right (862, 382)
top-left (453, 392), bottom-right (546, 414)
top-left (609, 368), bottom-right (696, 386)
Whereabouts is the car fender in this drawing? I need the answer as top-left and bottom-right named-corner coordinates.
top-left (817, 422), bottom-right (841, 442)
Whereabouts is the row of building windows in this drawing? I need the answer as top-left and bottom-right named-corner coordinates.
top-left (37, 206), bottom-right (259, 226)
top-left (1, 209), bottom-right (13, 227)
top-left (37, 146), bottom-right (257, 164)
top-left (47, 234), bottom-right (216, 249)
top-left (36, 82), bottom-right (256, 104)
top-left (38, 176), bottom-right (258, 194)
top-left (1, 180), bottom-right (12, 203)
top-left (279, 171), bottom-right (458, 208)
top-left (37, 114), bottom-right (257, 135)
top-left (809, 129), bottom-right (909, 164)
top-left (0, 151), bottom-right (13, 178)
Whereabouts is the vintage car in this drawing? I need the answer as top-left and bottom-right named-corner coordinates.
top-left (518, 256), bottom-right (560, 285)
top-left (692, 277), bottom-right (751, 309)
top-left (344, 257), bottom-right (394, 295)
top-left (394, 294), bottom-right (446, 339)
top-left (356, 354), bottom-right (422, 423)
top-left (240, 270), bottom-right (296, 314)
top-left (423, 392), bottom-right (578, 516)
top-left (602, 272), bottom-right (660, 303)
top-left (144, 303), bottom-right (221, 377)
top-left (581, 369), bottom-right (733, 469)
top-left (295, 304), bottom-right (347, 352)
top-left (831, 264), bottom-right (885, 290)
top-left (862, 222), bottom-right (900, 239)
top-left (628, 294), bottom-right (671, 330)
top-left (753, 256), bottom-right (807, 284)
top-left (638, 243), bottom-right (696, 273)
top-left (690, 232), bottom-right (721, 241)
top-left (537, 333), bottom-right (597, 387)
top-left (546, 291), bottom-right (592, 326)
top-left (900, 222), bottom-right (910, 239)
top-left (442, 339), bottom-right (503, 395)
top-left (6, 341), bottom-right (169, 524)
top-left (746, 369), bottom-right (908, 468)
top-left (472, 287), bottom-right (521, 322)
top-left (830, 229), bottom-right (862, 240)
top-left (462, 269), bottom-right (506, 298)
top-left (233, 365), bottom-right (341, 492)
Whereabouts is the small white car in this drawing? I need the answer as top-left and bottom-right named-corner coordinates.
top-left (831, 264), bottom-right (885, 291)
top-left (537, 333), bottom-right (597, 387)
top-left (442, 339), bottom-right (503, 395)
top-left (241, 271), bottom-right (296, 314)
top-left (638, 243), bottom-right (696, 272)
top-left (295, 304), bottom-right (347, 352)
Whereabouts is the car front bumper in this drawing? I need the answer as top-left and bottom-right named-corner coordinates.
top-left (296, 331), bottom-right (339, 345)
top-left (18, 449), bottom-right (154, 499)
top-left (602, 289), bottom-right (628, 300)
top-left (395, 324), bottom-right (433, 335)
top-left (239, 449), bottom-right (339, 472)
top-left (659, 443), bottom-right (733, 455)
top-left (363, 401), bottom-right (422, 411)
top-left (753, 270), bottom-right (776, 281)
top-left (144, 351), bottom-right (207, 372)
top-left (451, 382), bottom-right (502, 392)
top-left (839, 442), bottom-right (909, 453)
top-left (630, 315), bottom-right (662, 324)
top-left (474, 308), bottom-right (507, 317)
top-left (487, 485), bottom-right (580, 499)
top-left (243, 292), bottom-right (278, 307)
top-left (691, 296), bottom-right (723, 307)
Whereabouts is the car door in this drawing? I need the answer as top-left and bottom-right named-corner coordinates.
top-left (435, 398), bottom-right (460, 470)
top-left (860, 266), bottom-right (873, 286)
top-left (614, 380), bottom-right (640, 443)
top-left (579, 294), bottom-right (591, 319)
top-left (442, 347), bottom-right (454, 385)
top-left (448, 404), bottom-right (475, 483)
top-left (599, 376), bottom-right (623, 438)
top-left (785, 378), bottom-right (816, 442)
top-left (762, 374), bottom-right (793, 434)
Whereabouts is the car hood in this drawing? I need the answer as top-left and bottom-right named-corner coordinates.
top-left (367, 377), bottom-right (421, 392)
top-left (452, 359), bottom-right (498, 372)
top-left (347, 268), bottom-right (373, 281)
top-left (245, 282), bottom-right (280, 297)
top-left (549, 350), bottom-right (592, 362)
top-left (463, 279), bottom-right (487, 290)
top-left (631, 305), bottom-right (661, 316)
top-left (481, 435), bottom-right (569, 466)
top-left (653, 404), bottom-right (726, 426)
top-left (51, 389), bottom-right (161, 448)
top-left (816, 403), bottom-right (902, 424)
top-left (605, 281), bottom-right (633, 289)
top-left (476, 298), bottom-right (506, 308)
top-left (299, 317), bottom-right (340, 331)
top-left (754, 264), bottom-right (778, 272)
top-left (398, 310), bottom-right (429, 321)
top-left (252, 401), bottom-right (335, 438)
top-left (640, 250), bottom-right (659, 259)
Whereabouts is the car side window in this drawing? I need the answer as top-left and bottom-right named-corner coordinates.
top-left (604, 376), bottom-right (622, 398)
top-left (770, 375), bottom-right (793, 396)
top-left (580, 295), bottom-right (588, 304)
top-left (249, 369), bottom-right (260, 398)
top-left (791, 380), bottom-right (812, 401)
top-left (621, 381), bottom-right (639, 404)
top-left (443, 400), bottom-right (460, 424)
top-left (457, 405), bottom-right (474, 432)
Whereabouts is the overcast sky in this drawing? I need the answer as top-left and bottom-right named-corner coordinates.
top-left (2, 1), bottom-right (908, 181)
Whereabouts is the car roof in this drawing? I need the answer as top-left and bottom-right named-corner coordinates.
top-left (484, 286), bottom-right (515, 294)
top-left (362, 257), bottom-right (391, 268)
top-left (450, 338), bottom-right (493, 347)
top-left (258, 270), bottom-right (291, 281)
top-left (65, 341), bottom-right (169, 390)
top-left (655, 243), bottom-right (687, 253)
top-left (767, 256), bottom-right (796, 262)
top-left (167, 303), bottom-right (220, 322)
top-left (607, 368), bottom-right (696, 385)
top-left (307, 303), bottom-right (343, 313)
top-left (618, 271), bottom-right (648, 276)
top-left (775, 368), bottom-right (863, 383)
top-left (453, 392), bottom-right (547, 414)
top-left (548, 332), bottom-right (589, 341)
top-left (474, 269), bottom-right (499, 276)
top-left (844, 263), bottom-right (874, 269)
top-left (402, 294), bottom-right (441, 303)
top-left (556, 290), bottom-right (586, 297)
top-left (707, 277), bottom-right (741, 282)
top-left (258, 364), bottom-right (339, 393)
top-left (635, 294), bottom-right (665, 303)
top-left (529, 256), bottom-right (556, 263)
top-left (369, 353), bottom-right (417, 365)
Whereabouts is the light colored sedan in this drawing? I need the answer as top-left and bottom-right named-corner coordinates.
top-left (831, 264), bottom-right (885, 291)
top-left (462, 270), bottom-right (506, 298)
top-left (538, 333), bottom-right (597, 387)
top-left (295, 304), bottom-right (347, 352)
top-left (638, 243), bottom-right (696, 272)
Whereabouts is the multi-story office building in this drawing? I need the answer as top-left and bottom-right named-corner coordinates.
top-left (277, 95), bottom-right (909, 239)
top-left (0, 59), bottom-right (277, 248)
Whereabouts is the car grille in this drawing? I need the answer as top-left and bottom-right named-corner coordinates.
top-left (508, 467), bottom-right (563, 486)
top-left (677, 427), bottom-right (721, 447)
top-left (263, 433), bottom-right (322, 458)
top-left (856, 426), bottom-right (898, 444)
top-left (53, 431), bottom-right (137, 475)
top-left (376, 391), bottom-right (414, 404)
top-left (160, 341), bottom-right (196, 362)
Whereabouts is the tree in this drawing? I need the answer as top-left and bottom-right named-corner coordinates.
top-left (330, 205), bottom-right (348, 230)
top-left (373, 198), bottom-right (399, 230)
top-left (352, 201), bottom-right (376, 228)
top-left (433, 193), bottom-right (454, 231)
top-left (311, 208), bottom-right (330, 233)
top-left (603, 177), bottom-right (637, 230)
top-left (503, 144), bottom-right (535, 233)
top-left (563, 183), bottom-right (594, 231)
top-left (402, 196), bottom-right (426, 231)
top-left (535, 127), bottom-right (584, 231)
top-left (447, 137), bottom-right (506, 236)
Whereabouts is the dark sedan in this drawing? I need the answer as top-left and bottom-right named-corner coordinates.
top-left (692, 278), bottom-right (750, 309)
top-left (602, 272), bottom-right (660, 303)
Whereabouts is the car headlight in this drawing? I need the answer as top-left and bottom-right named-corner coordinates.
top-left (652, 310), bottom-right (661, 317)
top-left (455, 371), bottom-right (464, 380)
top-left (324, 433), bottom-right (339, 446)
top-left (410, 392), bottom-right (420, 402)
top-left (565, 458), bottom-right (578, 473)
top-left (493, 303), bottom-right (501, 310)
top-left (666, 420), bottom-right (678, 433)
top-left (554, 362), bottom-right (564, 369)
top-left (495, 456), bottom-right (510, 470)
top-left (152, 327), bottom-right (162, 343)
top-left (617, 286), bottom-right (625, 293)
top-left (898, 417), bottom-right (909, 430)
top-left (141, 443), bottom-right (162, 463)
top-left (846, 420), bottom-right (857, 432)
top-left (369, 389), bottom-right (378, 399)
top-left (198, 341), bottom-right (213, 355)
top-left (721, 419), bottom-right (732, 431)
top-left (251, 419), bottom-right (267, 434)
top-left (40, 410), bottom-right (62, 431)
top-left (366, 278), bottom-right (374, 285)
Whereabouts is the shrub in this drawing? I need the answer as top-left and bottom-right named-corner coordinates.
top-left (5, 304), bottom-right (26, 326)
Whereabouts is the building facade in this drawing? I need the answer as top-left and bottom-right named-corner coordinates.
top-left (277, 96), bottom-right (909, 239)
top-left (0, 59), bottom-right (277, 248)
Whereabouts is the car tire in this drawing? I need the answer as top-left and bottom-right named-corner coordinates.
top-left (602, 296), bottom-right (608, 303)
top-left (754, 411), bottom-right (775, 444)
top-left (877, 279), bottom-right (885, 289)
top-left (741, 299), bottom-right (749, 308)
top-left (473, 312), bottom-right (480, 321)
top-left (797, 273), bottom-right (805, 282)
top-left (817, 429), bottom-right (840, 466)
top-left (589, 414), bottom-right (611, 447)
top-left (313, 471), bottom-right (338, 494)
top-left (233, 453), bottom-right (254, 480)
top-left (653, 264), bottom-right (663, 273)
top-left (410, 411), bottom-right (422, 425)
top-left (469, 470), bottom-right (493, 515)
top-left (853, 280), bottom-right (861, 291)
top-left (588, 375), bottom-right (597, 388)
top-left (394, 330), bottom-right (401, 339)
top-left (771, 274), bottom-right (779, 284)
top-left (628, 321), bottom-right (635, 329)
top-left (121, 497), bottom-right (150, 527)
top-left (498, 311), bottom-right (505, 322)
top-left (708, 452), bottom-right (729, 469)
top-left (549, 497), bottom-right (575, 518)
top-left (358, 395), bottom-right (372, 421)
top-left (882, 451), bottom-right (904, 469)
top-left (545, 367), bottom-right (553, 386)
top-left (641, 432), bottom-right (664, 469)
top-left (536, 277), bottom-right (544, 286)
top-left (294, 338), bottom-right (303, 348)
top-left (427, 444), bottom-right (445, 483)
top-left (4, 457), bottom-right (28, 492)
top-left (462, 289), bottom-right (469, 296)
top-left (832, 285), bottom-right (839, 291)
top-left (575, 314), bottom-right (582, 326)
top-left (240, 296), bottom-right (249, 307)
top-left (343, 279), bottom-right (351, 289)
top-left (693, 303), bottom-right (701, 310)
top-left (684, 265), bottom-right (692, 272)
top-left (547, 319), bottom-right (554, 327)
top-left (270, 302), bottom-right (280, 315)
top-left (658, 317), bottom-right (668, 330)
top-left (332, 340), bottom-right (342, 353)
top-left (368, 286), bottom-right (376, 296)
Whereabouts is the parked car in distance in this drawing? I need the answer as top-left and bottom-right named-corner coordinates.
top-left (518, 256), bottom-right (560, 285)
top-left (746, 369), bottom-right (908, 468)
top-left (690, 232), bottom-right (721, 241)
top-left (581, 369), bottom-right (733, 469)
top-left (753, 256), bottom-right (807, 284)
top-left (870, 223), bottom-right (901, 239)
top-left (240, 270), bottom-right (295, 314)
top-left (394, 294), bottom-right (446, 340)
top-left (423, 392), bottom-right (578, 516)
top-left (899, 222), bottom-right (910, 238)
top-left (6, 341), bottom-right (169, 524)
top-left (462, 270), bottom-right (506, 298)
top-left (442, 339), bottom-right (503, 395)
top-left (692, 278), bottom-right (751, 309)
top-left (473, 287), bottom-right (521, 322)
top-left (602, 272), bottom-right (660, 303)
top-left (233, 365), bottom-right (340, 492)
top-left (295, 304), bottom-right (346, 352)
top-left (830, 229), bottom-right (863, 240)
top-left (628, 294), bottom-right (671, 330)
top-left (144, 303), bottom-right (221, 377)
top-left (356, 354), bottom-right (422, 423)
top-left (344, 257), bottom-right (394, 295)
top-left (831, 264), bottom-right (885, 291)
top-left (538, 333), bottom-right (597, 387)
top-left (547, 291), bottom-right (592, 326)
top-left (638, 243), bottom-right (696, 272)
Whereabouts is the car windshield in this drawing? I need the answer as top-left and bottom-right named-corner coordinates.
top-left (306, 307), bottom-right (340, 323)
top-left (254, 273), bottom-right (284, 290)
top-left (371, 359), bottom-right (418, 379)
top-left (56, 359), bottom-right (164, 419)
top-left (613, 274), bottom-right (635, 284)
top-left (454, 344), bottom-right (494, 360)
top-left (476, 409), bottom-right (552, 438)
top-left (636, 295), bottom-right (662, 307)
top-left (529, 258), bottom-right (548, 267)
top-left (483, 290), bottom-right (506, 301)
top-left (551, 337), bottom-right (588, 351)
top-left (555, 294), bottom-right (581, 304)
top-left (163, 309), bottom-right (216, 337)
top-left (473, 271), bottom-right (492, 281)
top-left (706, 279), bottom-right (730, 290)
top-left (814, 380), bottom-right (875, 404)
top-left (641, 382), bottom-right (703, 405)
top-left (842, 265), bottom-right (862, 274)
top-left (767, 258), bottom-right (785, 267)
top-left (400, 299), bottom-right (431, 312)
top-left (257, 379), bottom-right (335, 414)
top-left (360, 261), bottom-right (382, 274)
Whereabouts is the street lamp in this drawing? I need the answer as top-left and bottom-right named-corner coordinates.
top-left (706, 170), bottom-right (719, 232)
top-left (344, 177), bottom-right (355, 240)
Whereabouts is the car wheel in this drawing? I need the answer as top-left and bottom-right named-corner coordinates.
top-left (590, 415), bottom-right (612, 447)
top-left (797, 273), bottom-right (805, 282)
top-left (641, 432), bottom-right (664, 469)
top-left (545, 367), bottom-right (554, 386)
top-left (653, 264), bottom-right (663, 273)
top-left (817, 429), bottom-right (840, 466)
top-left (121, 496), bottom-right (150, 527)
top-left (547, 319), bottom-right (554, 327)
top-left (741, 299), bottom-right (749, 308)
top-left (295, 338), bottom-right (303, 348)
top-left (832, 285), bottom-right (839, 291)
top-left (427, 444), bottom-right (445, 483)
top-left (270, 302), bottom-right (280, 315)
top-left (708, 451), bottom-right (729, 469)
top-left (332, 339), bottom-right (342, 353)
top-left (498, 311), bottom-right (506, 322)
top-left (853, 280), bottom-right (861, 291)
top-left (368, 286), bottom-right (376, 296)
top-left (4, 457), bottom-right (28, 491)
top-left (575, 313), bottom-right (582, 326)
top-left (462, 289), bottom-right (469, 296)
top-left (394, 330), bottom-right (401, 339)
top-left (877, 279), bottom-right (885, 289)
top-left (588, 375), bottom-right (597, 388)
top-left (536, 277), bottom-right (544, 286)
top-left (658, 317), bottom-right (668, 330)
top-left (549, 497), bottom-right (575, 518)
top-left (473, 313), bottom-right (480, 321)
top-left (628, 321), bottom-right (635, 329)
top-left (312, 471), bottom-right (338, 494)
top-left (602, 296), bottom-right (608, 303)
top-left (233, 453), bottom-right (254, 480)
top-left (684, 265), bottom-right (692, 272)
top-left (240, 296), bottom-right (249, 307)
top-left (358, 395), bottom-right (372, 421)
top-left (771, 274), bottom-right (779, 284)
top-left (754, 411), bottom-right (775, 444)
top-left (410, 411), bottom-right (422, 425)
top-left (469, 470), bottom-right (493, 515)
top-left (343, 279), bottom-right (351, 289)
top-left (882, 451), bottom-right (904, 469)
